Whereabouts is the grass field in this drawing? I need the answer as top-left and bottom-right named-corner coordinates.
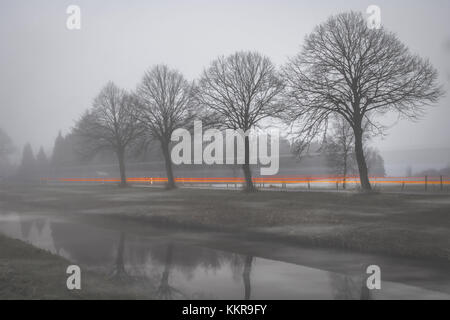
top-left (1, 184), bottom-right (449, 262)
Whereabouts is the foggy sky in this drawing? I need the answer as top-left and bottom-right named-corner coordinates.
top-left (1, 0), bottom-right (449, 161)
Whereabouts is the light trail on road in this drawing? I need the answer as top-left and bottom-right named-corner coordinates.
top-left (40, 176), bottom-right (450, 185)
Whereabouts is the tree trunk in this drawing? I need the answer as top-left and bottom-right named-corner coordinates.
top-left (114, 232), bottom-right (126, 277)
top-left (243, 255), bottom-right (253, 300)
top-left (157, 243), bottom-right (174, 299)
top-left (342, 155), bottom-right (347, 190)
top-left (161, 243), bottom-right (173, 287)
top-left (242, 135), bottom-right (256, 192)
top-left (161, 140), bottom-right (176, 189)
top-left (353, 127), bottom-right (372, 191)
top-left (117, 148), bottom-right (127, 187)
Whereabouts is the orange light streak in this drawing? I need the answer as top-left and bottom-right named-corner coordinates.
top-left (40, 176), bottom-right (450, 185)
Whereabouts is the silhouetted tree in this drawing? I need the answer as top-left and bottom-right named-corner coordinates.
top-left (136, 65), bottom-right (196, 189)
top-left (283, 12), bottom-right (443, 191)
top-left (35, 146), bottom-right (49, 178)
top-left (365, 147), bottom-right (386, 177)
top-left (51, 131), bottom-right (65, 166)
top-left (0, 128), bottom-right (14, 161)
top-left (0, 128), bottom-right (14, 178)
top-left (36, 147), bottom-right (48, 167)
top-left (323, 125), bottom-right (386, 186)
top-left (74, 82), bottom-right (143, 187)
top-left (51, 131), bottom-right (80, 166)
top-left (197, 52), bottom-right (284, 191)
top-left (18, 143), bottom-right (36, 178)
top-left (322, 118), bottom-right (356, 189)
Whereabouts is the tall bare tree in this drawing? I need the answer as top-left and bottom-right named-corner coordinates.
top-left (283, 12), bottom-right (443, 191)
top-left (74, 82), bottom-right (143, 187)
top-left (136, 65), bottom-right (195, 189)
top-left (197, 51), bottom-right (285, 191)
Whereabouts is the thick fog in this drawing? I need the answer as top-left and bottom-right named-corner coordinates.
top-left (0, 0), bottom-right (449, 173)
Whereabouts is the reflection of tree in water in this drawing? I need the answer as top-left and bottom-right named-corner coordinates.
top-left (243, 255), bottom-right (253, 300)
top-left (172, 245), bottom-right (225, 280)
top-left (230, 254), bottom-right (254, 300)
top-left (109, 232), bottom-right (151, 283)
top-left (34, 218), bottom-right (45, 235)
top-left (107, 232), bottom-right (159, 299)
top-left (144, 243), bottom-right (227, 280)
top-left (19, 218), bottom-right (33, 239)
top-left (110, 232), bottom-right (129, 280)
top-left (127, 242), bottom-right (233, 299)
top-left (156, 243), bottom-right (187, 300)
top-left (330, 274), bottom-right (359, 300)
top-left (330, 272), bottom-right (373, 300)
top-left (50, 222), bottom-right (116, 264)
top-left (360, 272), bottom-right (372, 300)
top-left (45, 223), bottom-right (250, 299)
top-left (17, 217), bottom-right (57, 253)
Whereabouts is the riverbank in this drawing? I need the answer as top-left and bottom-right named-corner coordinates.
top-left (0, 234), bottom-right (155, 299)
top-left (1, 184), bottom-right (449, 262)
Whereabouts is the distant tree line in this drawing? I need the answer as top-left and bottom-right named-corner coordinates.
top-left (417, 166), bottom-right (450, 177)
top-left (0, 128), bottom-right (15, 179)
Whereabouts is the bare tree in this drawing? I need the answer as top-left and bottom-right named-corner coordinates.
top-left (197, 51), bottom-right (284, 191)
top-left (283, 12), bottom-right (443, 191)
top-left (322, 118), bottom-right (356, 189)
top-left (74, 82), bottom-right (143, 187)
top-left (136, 65), bottom-right (195, 189)
top-left (323, 117), bottom-right (386, 189)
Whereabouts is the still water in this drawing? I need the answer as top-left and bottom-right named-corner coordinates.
top-left (0, 212), bottom-right (448, 300)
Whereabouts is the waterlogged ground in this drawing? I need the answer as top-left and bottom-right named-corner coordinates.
top-left (0, 212), bottom-right (449, 299)
top-left (0, 184), bottom-right (449, 299)
top-left (1, 184), bottom-right (449, 260)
